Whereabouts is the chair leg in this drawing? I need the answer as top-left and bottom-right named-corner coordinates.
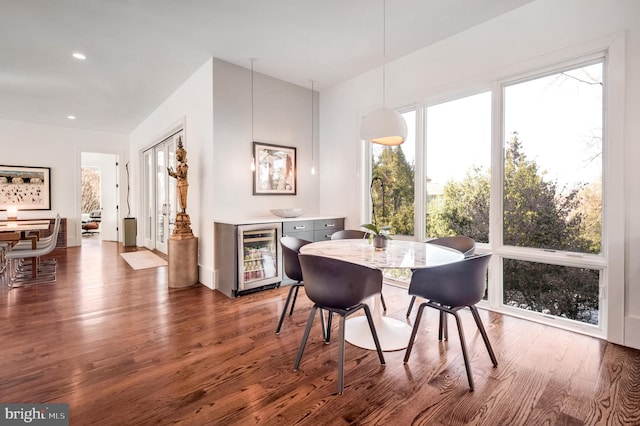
top-left (438, 311), bottom-right (448, 341)
top-left (404, 303), bottom-right (427, 363)
top-left (276, 284), bottom-right (299, 334)
top-left (362, 304), bottom-right (385, 365)
top-left (324, 311), bottom-right (333, 344)
top-left (405, 295), bottom-right (416, 317)
top-left (469, 306), bottom-right (498, 366)
top-left (293, 305), bottom-right (318, 371)
top-left (452, 311), bottom-right (474, 391)
top-left (380, 292), bottom-right (387, 312)
top-left (289, 285), bottom-right (300, 316)
top-left (337, 315), bottom-right (346, 394)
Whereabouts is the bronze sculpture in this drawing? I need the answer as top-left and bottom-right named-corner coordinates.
top-left (167, 136), bottom-right (193, 238)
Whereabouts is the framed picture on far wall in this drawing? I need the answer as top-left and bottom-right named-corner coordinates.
top-left (253, 142), bottom-right (296, 195)
top-left (0, 165), bottom-right (51, 210)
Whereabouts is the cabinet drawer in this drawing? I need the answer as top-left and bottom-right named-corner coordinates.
top-left (314, 218), bottom-right (344, 231)
top-left (283, 220), bottom-right (314, 234)
top-left (314, 229), bottom-right (337, 241)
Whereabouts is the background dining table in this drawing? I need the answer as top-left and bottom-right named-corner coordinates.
top-left (299, 239), bottom-right (464, 351)
top-left (0, 220), bottom-right (52, 277)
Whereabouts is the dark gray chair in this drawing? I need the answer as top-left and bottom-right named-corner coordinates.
top-left (294, 254), bottom-right (385, 394)
top-left (403, 253), bottom-right (497, 390)
top-left (276, 236), bottom-right (313, 334)
top-left (330, 229), bottom-right (367, 240)
top-left (406, 236), bottom-right (476, 322)
top-left (330, 229), bottom-right (387, 312)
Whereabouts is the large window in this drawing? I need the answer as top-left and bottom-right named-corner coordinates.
top-left (365, 55), bottom-right (611, 333)
top-left (501, 61), bottom-right (603, 325)
top-left (425, 92), bottom-right (492, 242)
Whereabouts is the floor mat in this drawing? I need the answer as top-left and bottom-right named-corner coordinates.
top-left (120, 250), bottom-right (167, 270)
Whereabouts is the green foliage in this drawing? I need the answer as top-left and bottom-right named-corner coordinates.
top-left (426, 132), bottom-right (601, 324)
top-left (371, 146), bottom-right (414, 235)
top-left (360, 223), bottom-right (392, 239)
top-left (426, 166), bottom-right (490, 242)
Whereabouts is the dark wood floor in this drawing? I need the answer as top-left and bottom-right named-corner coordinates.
top-left (1, 240), bottom-right (639, 425)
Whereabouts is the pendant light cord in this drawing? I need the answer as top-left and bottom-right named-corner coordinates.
top-left (311, 80), bottom-right (314, 164)
top-left (382, 0), bottom-right (386, 108)
top-left (250, 58), bottom-right (255, 141)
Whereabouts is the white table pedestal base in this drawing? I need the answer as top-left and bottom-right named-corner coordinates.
top-left (345, 316), bottom-right (412, 352)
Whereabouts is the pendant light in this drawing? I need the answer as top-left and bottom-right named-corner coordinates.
top-left (249, 58), bottom-right (257, 171)
top-left (310, 80), bottom-right (316, 175)
top-left (359, 0), bottom-right (407, 146)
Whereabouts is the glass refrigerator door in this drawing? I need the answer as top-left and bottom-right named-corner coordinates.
top-left (238, 225), bottom-right (281, 291)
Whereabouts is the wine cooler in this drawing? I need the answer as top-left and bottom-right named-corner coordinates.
top-left (214, 222), bottom-right (282, 297)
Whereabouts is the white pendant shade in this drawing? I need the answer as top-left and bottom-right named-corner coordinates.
top-left (360, 107), bottom-right (407, 146)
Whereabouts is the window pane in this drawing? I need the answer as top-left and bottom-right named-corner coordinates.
top-left (503, 62), bottom-right (603, 253)
top-left (81, 167), bottom-right (101, 214)
top-left (503, 258), bottom-right (600, 325)
top-left (371, 110), bottom-right (416, 236)
top-left (425, 92), bottom-right (491, 242)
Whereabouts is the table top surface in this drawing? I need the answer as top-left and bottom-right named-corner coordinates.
top-left (299, 239), bottom-right (464, 269)
top-left (0, 220), bottom-right (51, 232)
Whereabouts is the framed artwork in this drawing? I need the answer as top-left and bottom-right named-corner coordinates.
top-left (0, 165), bottom-right (51, 210)
top-left (253, 142), bottom-right (296, 195)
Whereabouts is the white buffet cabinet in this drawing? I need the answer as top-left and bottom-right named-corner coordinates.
top-left (214, 216), bottom-right (345, 297)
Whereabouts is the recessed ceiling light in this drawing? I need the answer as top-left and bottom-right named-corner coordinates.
top-left (72, 52), bottom-right (86, 60)
top-left (67, 115), bottom-right (76, 120)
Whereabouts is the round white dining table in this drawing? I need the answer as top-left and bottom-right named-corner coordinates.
top-left (299, 239), bottom-right (464, 351)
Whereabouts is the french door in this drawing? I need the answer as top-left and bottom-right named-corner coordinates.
top-left (143, 130), bottom-right (181, 254)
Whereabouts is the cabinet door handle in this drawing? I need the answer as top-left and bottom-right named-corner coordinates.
top-left (293, 225), bottom-right (306, 230)
top-left (325, 223), bottom-right (335, 227)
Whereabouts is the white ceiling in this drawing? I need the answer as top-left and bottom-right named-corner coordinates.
top-left (1, 0), bottom-right (533, 134)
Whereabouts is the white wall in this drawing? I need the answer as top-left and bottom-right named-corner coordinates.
top-left (211, 59), bottom-right (320, 220)
top-left (0, 119), bottom-right (128, 246)
top-left (319, 0), bottom-right (640, 348)
top-left (129, 58), bottom-right (321, 289)
top-left (129, 58), bottom-right (214, 285)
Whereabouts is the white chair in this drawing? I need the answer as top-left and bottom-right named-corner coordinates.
top-left (6, 216), bottom-right (60, 287)
top-left (11, 215), bottom-right (61, 250)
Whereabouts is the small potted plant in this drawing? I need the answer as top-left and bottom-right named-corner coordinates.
top-left (361, 223), bottom-right (392, 250)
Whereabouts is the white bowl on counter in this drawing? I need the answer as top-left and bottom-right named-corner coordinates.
top-left (270, 208), bottom-right (305, 218)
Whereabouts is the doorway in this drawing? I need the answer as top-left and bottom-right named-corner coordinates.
top-left (81, 152), bottom-right (119, 242)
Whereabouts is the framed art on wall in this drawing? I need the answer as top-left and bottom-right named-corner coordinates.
top-left (253, 142), bottom-right (296, 195)
top-left (0, 165), bottom-right (51, 210)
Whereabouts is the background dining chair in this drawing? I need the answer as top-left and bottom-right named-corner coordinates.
top-left (406, 236), bottom-right (476, 323)
top-left (403, 253), bottom-right (497, 390)
top-left (294, 254), bottom-right (385, 394)
top-left (12, 214), bottom-right (61, 251)
top-left (6, 218), bottom-right (61, 287)
top-left (276, 236), bottom-right (313, 334)
top-left (330, 229), bottom-right (367, 240)
top-left (330, 229), bottom-right (387, 312)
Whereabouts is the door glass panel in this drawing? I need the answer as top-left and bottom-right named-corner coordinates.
top-left (156, 148), bottom-right (166, 244)
top-left (503, 259), bottom-right (600, 325)
top-left (371, 110), bottom-right (416, 236)
top-left (503, 62), bottom-right (603, 254)
top-left (425, 92), bottom-right (491, 242)
top-left (144, 151), bottom-right (153, 241)
top-left (167, 140), bottom-right (177, 238)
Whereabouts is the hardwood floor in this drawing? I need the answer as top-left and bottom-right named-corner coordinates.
top-left (1, 240), bottom-right (639, 425)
